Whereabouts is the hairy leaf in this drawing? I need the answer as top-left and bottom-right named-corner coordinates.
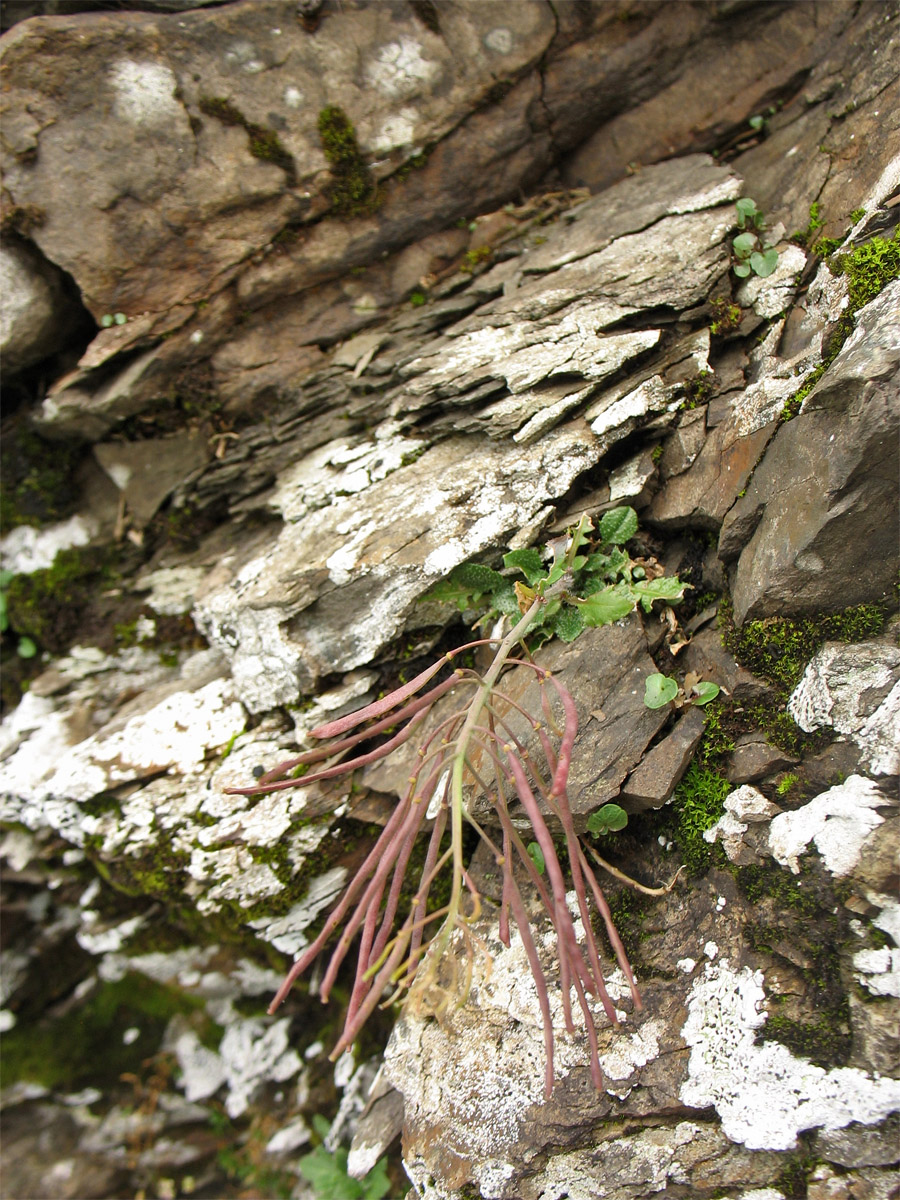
top-left (598, 506), bottom-right (638, 546)
top-left (548, 605), bottom-right (585, 643)
top-left (692, 680), bottom-right (720, 705)
top-left (503, 547), bottom-right (545, 586)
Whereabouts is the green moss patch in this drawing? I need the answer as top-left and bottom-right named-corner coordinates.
top-left (0, 422), bottom-right (85, 531)
top-left (199, 95), bottom-right (296, 184)
top-left (317, 106), bottom-right (378, 218)
top-left (2, 972), bottom-right (216, 1091)
top-left (724, 603), bottom-right (889, 693)
top-left (4, 545), bottom-right (117, 654)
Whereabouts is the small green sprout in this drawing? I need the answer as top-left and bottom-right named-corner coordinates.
top-left (733, 199), bottom-right (779, 278)
top-left (100, 312), bottom-right (128, 327)
top-left (0, 569), bottom-right (38, 658)
top-left (586, 803), bottom-right (628, 837)
top-left (298, 1115), bottom-right (391, 1199)
top-left (643, 672), bottom-right (720, 710)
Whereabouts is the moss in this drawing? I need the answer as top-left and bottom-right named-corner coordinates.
top-left (199, 95), bottom-right (296, 183)
top-left (0, 422), bottom-right (84, 531)
top-left (709, 297), bottom-right (741, 336)
top-left (774, 1148), bottom-right (819, 1199)
top-left (725, 603), bottom-right (890, 693)
top-left (4, 545), bottom-right (116, 654)
top-left (459, 245), bottom-right (492, 273)
top-left (830, 230), bottom-right (900, 313)
top-left (317, 105), bottom-right (378, 218)
top-left (248, 840), bottom-right (293, 886)
top-left (763, 1014), bottom-right (851, 1067)
top-left (671, 760), bottom-right (731, 874)
top-left (2, 972), bottom-right (214, 1090)
top-left (682, 370), bottom-right (714, 409)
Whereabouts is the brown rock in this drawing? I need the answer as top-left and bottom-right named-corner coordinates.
top-left (621, 706), bottom-right (706, 812)
top-left (725, 735), bottom-right (799, 785)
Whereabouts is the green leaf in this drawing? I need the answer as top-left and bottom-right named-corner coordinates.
top-left (453, 563), bottom-right (506, 593)
top-left (547, 606), bottom-right (585, 643)
top-left (735, 197), bottom-right (758, 226)
top-left (643, 673), bottom-right (678, 709)
top-left (502, 548), bottom-right (545, 586)
top-left (113, 312), bottom-right (127, 325)
top-left (17, 637), bottom-right (37, 659)
top-left (0, 592), bottom-right (7, 634)
top-left (526, 841), bottom-right (546, 875)
top-left (421, 576), bottom-right (481, 611)
top-left (751, 247), bottom-right (779, 277)
top-left (100, 314), bottom-right (114, 328)
top-left (577, 583), bottom-right (636, 627)
top-left (298, 1144), bottom-right (364, 1199)
top-left (598, 506), bottom-right (638, 546)
top-left (733, 262), bottom-right (752, 278)
top-left (629, 575), bottom-right (688, 612)
top-left (566, 512), bottom-right (594, 565)
top-left (492, 583), bottom-right (521, 618)
top-left (748, 115), bottom-right (764, 131)
top-left (360, 1159), bottom-right (393, 1200)
top-left (692, 681), bottom-right (720, 705)
top-left (732, 232), bottom-right (756, 257)
top-left (586, 803), bottom-right (628, 835)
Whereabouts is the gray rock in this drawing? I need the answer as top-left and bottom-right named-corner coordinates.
top-left (93, 431), bottom-right (209, 526)
top-left (558, 2), bottom-right (853, 194)
top-left (194, 422), bottom-right (612, 710)
top-left (0, 240), bottom-right (79, 373)
top-left (815, 1114), bottom-right (900, 1169)
top-left (722, 283), bottom-right (900, 624)
top-left (620, 706), bottom-right (706, 813)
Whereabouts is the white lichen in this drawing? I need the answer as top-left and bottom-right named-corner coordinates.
top-left (680, 960), bottom-right (900, 1150)
top-left (767, 775), bottom-right (888, 876)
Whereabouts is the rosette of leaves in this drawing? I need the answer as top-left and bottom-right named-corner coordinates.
top-left (423, 506), bottom-right (687, 644)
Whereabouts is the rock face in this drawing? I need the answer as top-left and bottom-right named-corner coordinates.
top-left (722, 282), bottom-right (900, 624)
top-left (1, 4), bottom-right (899, 1200)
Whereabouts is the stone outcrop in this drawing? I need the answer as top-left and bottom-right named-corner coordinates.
top-left (1, 3), bottom-right (898, 1199)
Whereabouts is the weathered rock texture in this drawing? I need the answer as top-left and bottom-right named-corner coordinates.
top-left (1, 2), bottom-right (898, 1199)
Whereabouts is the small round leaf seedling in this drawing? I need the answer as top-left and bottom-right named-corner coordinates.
top-left (587, 803), bottom-right (628, 836)
top-left (643, 673), bottom-right (679, 709)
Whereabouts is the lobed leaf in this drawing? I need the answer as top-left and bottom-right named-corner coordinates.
top-left (629, 575), bottom-right (688, 612)
top-left (587, 803), bottom-right (628, 835)
top-left (576, 583), bottom-right (636, 627)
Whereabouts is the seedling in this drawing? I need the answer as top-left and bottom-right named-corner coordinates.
top-left (733, 198), bottom-right (779, 278)
top-left (643, 672), bottom-right (720, 710)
